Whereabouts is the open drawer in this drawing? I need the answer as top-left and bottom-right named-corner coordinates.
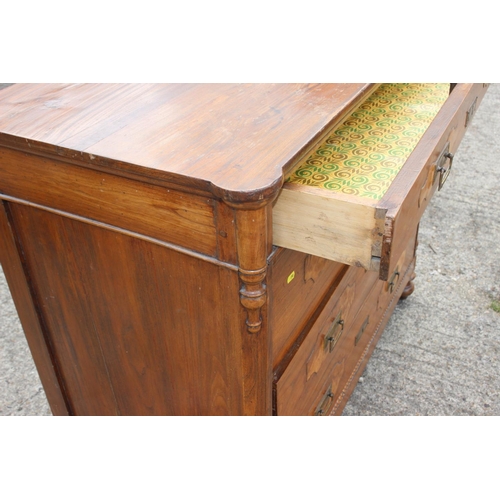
top-left (273, 83), bottom-right (488, 280)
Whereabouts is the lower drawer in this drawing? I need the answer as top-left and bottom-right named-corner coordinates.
top-left (274, 226), bottom-right (417, 416)
top-left (274, 266), bottom-right (378, 416)
top-left (328, 254), bottom-right (416, 416)
top-left (268, 248), bottom-right (346, 369)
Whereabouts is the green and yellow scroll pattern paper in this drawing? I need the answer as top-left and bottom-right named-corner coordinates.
top-left (286, 83), bottom-right (449, 200)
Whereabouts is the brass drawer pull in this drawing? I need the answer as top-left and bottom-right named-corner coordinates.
top-left (314, 385), bottom-right (335, 416)
top-left (387, 268), bottom-right (400, 294)
top-left (434, 142), bottom-right (454, 191)
top-left (324, 312), bottom-right (344, 353)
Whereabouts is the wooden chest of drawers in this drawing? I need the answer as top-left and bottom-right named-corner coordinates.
top-left (0, 83), bottom-right (487, 415)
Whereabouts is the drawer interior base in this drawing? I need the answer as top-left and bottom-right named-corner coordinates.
top-left (285, 83), bottom-right (449, 202)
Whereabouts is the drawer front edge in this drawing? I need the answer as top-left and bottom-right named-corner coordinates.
top-left (379, 83), bottom-right (488, 280)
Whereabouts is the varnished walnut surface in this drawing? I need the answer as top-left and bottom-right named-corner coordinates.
top-left (0, 83), bottom-right (375, 203)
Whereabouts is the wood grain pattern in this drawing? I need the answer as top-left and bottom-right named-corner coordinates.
top-left (0, 201), bottom-right (69, 415)
top-left (268, 248), bottom-right (345, 369)
top-left (275, 264), bottom-right (377, 416)
top-left (215, 200), bottom-right (238, 265)
top-left (8, 203), bottom-right (246, 415)
top-left (0, 83), bottom-right (377, 203)
top-left (273, 183), bottom-right (385, 270)
top-left (0, 146), bottom-right (217, 256)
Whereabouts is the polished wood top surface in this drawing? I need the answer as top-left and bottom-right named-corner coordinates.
top-left (0, 83), bottom-right (375, 202)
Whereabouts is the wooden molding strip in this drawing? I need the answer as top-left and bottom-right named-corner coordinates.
top-left (0, 193), bottom-right (239, 272)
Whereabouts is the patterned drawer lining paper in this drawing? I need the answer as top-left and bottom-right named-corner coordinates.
top-left (286, 83), bottom-right (450, 201)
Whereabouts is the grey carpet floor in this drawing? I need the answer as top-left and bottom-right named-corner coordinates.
top-left (1, 83), bottom-right (499, 416)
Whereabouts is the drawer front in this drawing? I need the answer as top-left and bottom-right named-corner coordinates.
top-left (273, 83), bottom-right (488, 280)
top-left (275, 264), bottom-right (378, 416)
top-left (329, 239), bottom-right (417, 415)
top-left (275, 227), bottom-right (417, 416)
top-left (268, 248), bottom-right (347, 369)
top-left (379, 83), bottom-right (488, 280)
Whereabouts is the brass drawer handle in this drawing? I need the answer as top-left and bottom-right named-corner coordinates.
top-left (324, 312), bottom-right (344, 353)
top-left (387, 268), bottom-right (400, 294)
top-left (434, 142), bottom-right (454, 191)
top-left (314, 385), bottom-right (335, 416)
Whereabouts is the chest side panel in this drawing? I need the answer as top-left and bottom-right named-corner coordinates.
top-left (6, 202), bottom-right (244, 415)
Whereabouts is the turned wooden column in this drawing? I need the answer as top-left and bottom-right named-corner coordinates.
top-left (235, 206), bottom-right (270, 335)
top-left (222, 198), bottom-right (275, 415)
